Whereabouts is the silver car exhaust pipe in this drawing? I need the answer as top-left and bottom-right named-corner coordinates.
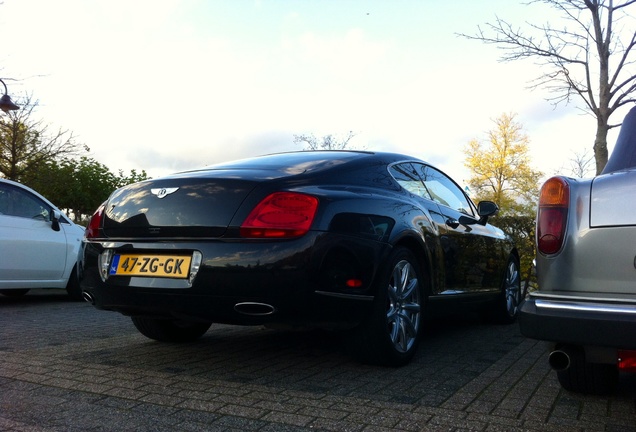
top-left (82, 291), bottom-right (95, 305)
top-left (548, 349), bottom-right (572, 371)
top-left (234, 302), bottom-right (276, 316)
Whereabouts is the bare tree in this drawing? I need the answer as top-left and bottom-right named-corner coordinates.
top-left (565, 149), bottom-right (596, 177)
top-left (0, 93), bottom-right (85, 181)
top-left (460, 0), bottom-right (636, 174)
top-left (293, 131), bottom-right (358, 150)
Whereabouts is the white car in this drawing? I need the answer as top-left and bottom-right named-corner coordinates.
top-left (0, 178), bottom-right (85, 299)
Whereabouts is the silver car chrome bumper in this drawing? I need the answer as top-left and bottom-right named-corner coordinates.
top-left (535, 299), bottom-right (636, 315)
top-left (519, 296), bottom-right (636, 349)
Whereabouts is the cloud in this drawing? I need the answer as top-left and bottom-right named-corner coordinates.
top-left (1, 0), bottom-right (620, 185)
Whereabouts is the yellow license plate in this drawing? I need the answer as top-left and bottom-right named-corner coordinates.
top-left (109, 254), bottom-right (192, 279)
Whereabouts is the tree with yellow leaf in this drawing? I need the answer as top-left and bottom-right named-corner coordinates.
top-left (464, 112), bottom-right (543, 216)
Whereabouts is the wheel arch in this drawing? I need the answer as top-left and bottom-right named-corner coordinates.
top-left (65, 263), bottom-right (84, 300)
top-left (510, 247), bottom-right (520, 263)
top-left (506, 247), bottom-right (521, 286)
top-left (391, 234), bottom-right (434, 297)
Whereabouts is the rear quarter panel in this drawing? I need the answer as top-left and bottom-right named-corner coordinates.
top-left (536, 176), bottom-right (636, 299)
top-left (259, 173), bottom-right (445, 297)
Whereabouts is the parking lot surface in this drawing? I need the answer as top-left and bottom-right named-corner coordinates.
top-left (0, 290), bottom-right (634, 432)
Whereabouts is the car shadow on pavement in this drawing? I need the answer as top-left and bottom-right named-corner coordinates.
top-left (65, 313), bottom-right (537, 406)
top-left (0, 288), bottom-right (77, 304)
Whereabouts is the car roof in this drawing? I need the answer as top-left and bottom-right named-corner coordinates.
top-left (0, 178), bottom-right (65, 217)
top-left (174, 150), bottom-right (427, 177)
top-left (602, 106), bottom-right (636, 174)
top-left (0, 178), bottom-right (49, 200)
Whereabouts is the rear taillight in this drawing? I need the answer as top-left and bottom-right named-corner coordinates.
top-left (537, 177), bottom-right (569, 255)
top-left (618, 350), bottom-right (636, 372)
top-left (85, 203), bottom-right (105, 239)
top-left (240, 192), bottom-right (319, 238)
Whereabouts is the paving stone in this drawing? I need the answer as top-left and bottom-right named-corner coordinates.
top-left (0, 290), bottom-right (634, 431)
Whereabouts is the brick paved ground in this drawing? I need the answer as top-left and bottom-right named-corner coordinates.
top-left (0, 290), bottom-right (634, 432)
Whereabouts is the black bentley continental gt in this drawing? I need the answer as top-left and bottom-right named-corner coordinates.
top-left (81, 151), bottom-right (520, 366)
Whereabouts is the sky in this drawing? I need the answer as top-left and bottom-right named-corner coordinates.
top-left (0, 0), bottom-right (631, 186)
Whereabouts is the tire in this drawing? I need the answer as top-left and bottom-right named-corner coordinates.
top-left (491, 255), bottom-right (521, 324)
top-left (556, 346), bottom-right (619, 394)
top-left (131, 317), bottom-right (212, 343)
top-left (65, 266), bottom-right (83, 301)
top-left (0, 289), bottom-right (30, 297)
top-left (349, 247), bottom-right (425, 366)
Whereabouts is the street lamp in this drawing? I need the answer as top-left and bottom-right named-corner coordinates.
top-left (0, 78), bottom-right (19, 112)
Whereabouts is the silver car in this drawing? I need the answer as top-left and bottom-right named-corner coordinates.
top-left (519, 106), bottom-right (636, 394)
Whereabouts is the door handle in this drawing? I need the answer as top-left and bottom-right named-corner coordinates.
top-left (446, 218), bottom-right (459, 229)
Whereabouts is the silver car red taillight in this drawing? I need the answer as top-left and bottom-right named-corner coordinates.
top-left (537, 176), bottom-right (570, 255)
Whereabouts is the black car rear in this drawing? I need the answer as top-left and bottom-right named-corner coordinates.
top-left (82, 152), bottom-right (390, 322)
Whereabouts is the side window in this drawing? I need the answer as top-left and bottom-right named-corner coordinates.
top-left (0, 183), bottom-right (51, 220)
top-left (416, 165), bottom-right (474, 216)
top-left (388, 163), bottom-right (432, 200)
top-left (0, 184), bottom-right (9, 215)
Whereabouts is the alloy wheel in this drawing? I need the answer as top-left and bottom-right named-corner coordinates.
top-left (386, 259), bottom-right (422, 353)
top-left (504, 258), bottom-right (521, 317)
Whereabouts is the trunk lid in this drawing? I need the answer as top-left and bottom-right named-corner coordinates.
top-left (590, 169), bottom-right (636, 227)
top-left (103, 173), bottom-right (259, 238)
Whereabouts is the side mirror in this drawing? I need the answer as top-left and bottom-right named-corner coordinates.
top-left (457, 201), bottom-right (499, 227)
top-left (51, 210), bottom-right (61, 232)
top-left (476, 201), bottom-right (499, 225)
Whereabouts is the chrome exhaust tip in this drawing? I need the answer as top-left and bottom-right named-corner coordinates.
top-left (548, 349), bottom-right (571, 371)
top-left (234, 302), bottom-right (276, 316)
top-left (82, 291), bottom-right (95, 305)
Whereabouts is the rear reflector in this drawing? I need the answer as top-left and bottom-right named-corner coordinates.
top-left (346, 278), bottom-right (363, 288)
top-left (240, 192), bottom-right (319, 238)
top-left (618, 350), bottom-right (636, 372)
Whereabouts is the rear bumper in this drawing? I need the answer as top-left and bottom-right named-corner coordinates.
top-left (80, 232), bottom-right (388, 328)
top-left (519, 295), bottom-right (636, 350)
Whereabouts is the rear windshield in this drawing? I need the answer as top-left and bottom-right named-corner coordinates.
top-left (207, 151), bottom-right (369, 174)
